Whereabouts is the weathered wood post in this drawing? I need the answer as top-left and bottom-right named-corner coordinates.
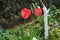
top-left (40, 0), bottom-right (50, 39)
top-left (43, 6), bottom-right (50, 39)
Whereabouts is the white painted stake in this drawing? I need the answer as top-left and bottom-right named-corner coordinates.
top-left (43, 6), bottom-right (50, 39)
top-left (40, 0), bottom-right (50, 39)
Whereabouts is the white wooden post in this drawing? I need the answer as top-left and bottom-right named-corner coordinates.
top-left (40, 0), bottom-right (50, 39)
top-left (43, 6), bottom-right (50, 39)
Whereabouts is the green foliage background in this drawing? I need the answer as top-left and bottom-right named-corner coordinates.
top-left (0, 0), bottom-right (60, 40)
top-left (0, 6), bottom-right (60, 40)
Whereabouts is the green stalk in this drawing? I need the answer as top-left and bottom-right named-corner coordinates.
top-left (30, 23), bottom-right (34, 40)
top-left (20, 25), bottom-right (25, 40)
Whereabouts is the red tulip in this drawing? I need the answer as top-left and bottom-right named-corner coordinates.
top-left (34, 8), bottom-right (42, 16)
top-left (21, 8), bottom-right (31, 19)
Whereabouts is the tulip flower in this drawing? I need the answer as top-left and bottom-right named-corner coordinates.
top-left (21, 8), bottom-right (31, 19)
top-left (34, 8), bottom-right (42, 16)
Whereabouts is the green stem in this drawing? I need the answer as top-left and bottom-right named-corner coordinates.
top-left (20, 25), bottom-right (25, 40)
top-left (30, 24), bottom-right (34, 40)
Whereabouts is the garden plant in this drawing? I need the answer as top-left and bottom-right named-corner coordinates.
top-left (0, 0), bottom-right (60, 40)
